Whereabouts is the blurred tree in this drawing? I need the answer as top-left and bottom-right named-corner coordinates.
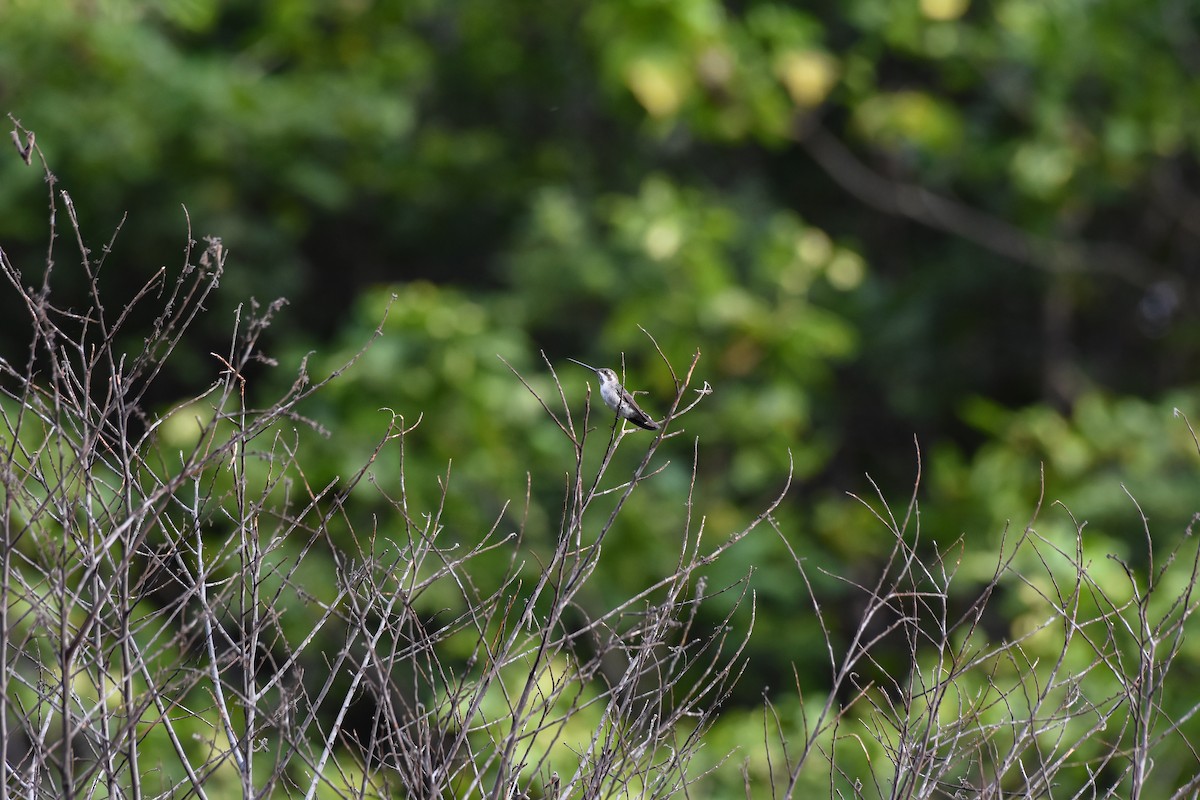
top-left (3, 0), bottom-right (1200, 793)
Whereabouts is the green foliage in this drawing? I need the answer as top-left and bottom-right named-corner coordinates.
top-left (4, 0), bottom-right (1200, 794)
top-left (934, 390), bottom-right (1200, 565)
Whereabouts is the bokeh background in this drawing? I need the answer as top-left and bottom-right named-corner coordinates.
top-left (2, 0), bottom-right (1199, 795)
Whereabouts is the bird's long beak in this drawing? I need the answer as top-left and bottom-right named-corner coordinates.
top-left (567, 357), bottom-right (599, 373)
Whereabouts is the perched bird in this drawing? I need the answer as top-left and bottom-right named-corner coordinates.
top-left (567, 358), bottom-right (659, 430)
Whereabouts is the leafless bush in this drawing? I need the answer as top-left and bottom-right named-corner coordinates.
top-left (762, 450), bottom-right (1200, 799)
top-left (0, 125), bottom-right (779, 799)
top-left (7, 122), bottom-right (1200, 800)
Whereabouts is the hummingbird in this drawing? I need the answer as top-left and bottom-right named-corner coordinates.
top-left (567, 358), bottom-right (659, 430)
